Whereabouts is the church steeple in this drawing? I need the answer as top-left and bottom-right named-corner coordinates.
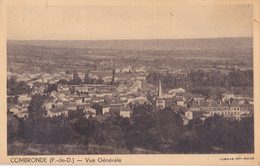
top-left (158, 79), bottom-right (163, 98)
top-left (155, 79), bottom-right (166, 109)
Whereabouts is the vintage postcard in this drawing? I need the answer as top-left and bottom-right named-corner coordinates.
top-left (0, 0), bottom-right (260, 165)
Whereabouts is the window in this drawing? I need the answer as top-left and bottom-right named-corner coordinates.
top-left (228, 112), bottom-right (230, 115)
top-left (237, 112), bottom-right (239, 115)
top-left (158, 101), bottom-right (164, 103)
top-left (234, 112), bottom-right (236, 115)
top-left (231, 112), bottom-right (233, 115)
top-left (237, 108), bottom-right (240, 110)
top-left (225, 112), bottom-right (227, 116)
top-left (234, 108), bottom-right (236, 110)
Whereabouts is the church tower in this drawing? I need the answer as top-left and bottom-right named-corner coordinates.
top-left (158, 79), bottom-right (163, 98)
top-left (155, 79), bottom-right (165, 109)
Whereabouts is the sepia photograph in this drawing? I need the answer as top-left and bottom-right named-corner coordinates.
top-left (1, 0), bottom-right (260, 165)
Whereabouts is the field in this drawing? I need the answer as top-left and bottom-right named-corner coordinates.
top-left (7, 37), bottom-right (252, 51)
top-left (7, 37), bottom-right (253, 73)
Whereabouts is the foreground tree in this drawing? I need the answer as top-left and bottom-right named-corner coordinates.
top-left (28, 94), bottom-right (46, 120)
top-left (175, 115), bottom-right (254, 154)
top-left (127, 107), bottom-right (184, 153)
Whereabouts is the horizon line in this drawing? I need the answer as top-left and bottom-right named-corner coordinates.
top-left (7, 36), bottom-right (253, 41)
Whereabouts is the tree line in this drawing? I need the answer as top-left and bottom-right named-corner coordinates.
top-left (146, 69), bottom-right (253, 99)
top-left (60, 71), bottom-right (104, 85)
top-left (147, 69), bottom-right (253, 89)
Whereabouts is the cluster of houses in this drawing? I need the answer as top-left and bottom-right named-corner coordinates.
top-left (45, 83), bottom-right (146, 119)
top-left (7, 66), bottom-right (152, 121)
top-left (8, 93), bottom-right (31, 119)
top-left (7, 71), bottom-right (103, 88)
top-left (115, 66), bottom-right (132, 73)
top-left (7, 68), bottom-right (254, 125)
top-left (183, 99), bottom-right (242, 124)
top-left (8, 79), bottom-right (149, 120)
top-left (155, 80), bottom-right (254, 124)
top-left (114, 66), bottom-right (150, 75)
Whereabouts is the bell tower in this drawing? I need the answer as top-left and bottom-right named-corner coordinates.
top-left (158, 79), bottom-right (163, 98)
top-left (155, 79), bottom-right (165, 109)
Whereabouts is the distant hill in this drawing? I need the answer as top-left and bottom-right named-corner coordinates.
top-left (8, 37), bottom-right (252, 51)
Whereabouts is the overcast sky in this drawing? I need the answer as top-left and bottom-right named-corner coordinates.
top-left (7, 5), bottom-right (253, 40)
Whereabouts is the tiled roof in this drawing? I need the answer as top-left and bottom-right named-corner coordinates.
top-left (119, 106), bottom-right (131, 111)
top-left (44, 96), bottom-right (56, 103)
top-left (175, 97), bottom-right (184, 101)
top-left (220, 101), bottom-right (229, 107)
top-left (77, 103), bottom-right (88, 106)
top-left (200, 101), bottom-right (210, 108)
top-left (234, 94), bottom-right (243, 97)
top-left (230, 100), bottom-right (240, 107)
top-left (7, 103), bottom-right (17, 110)
top-left (22, 100), bottom-right (31, 104)
top-left (179, 106), bottom-right (188, 112)
top-left (85, 111), bottom-right (96, 115)
top-left (179, 114), bottom-right (189, 121)
top-left (209, 100), bottom-right (220, 108)
top-left (66, 103), bottom-right (77, 107)
top-left (181, 92), bottom-right (192, 98)
top-left (165, 100), bottom-right (175, 107)
top-left (193, 111), bottom-right (207, 119)
top-left (49, 107), bottom-right (67, 113)
top-left (190, 101), bottom-right (199, 108)
top-left (73, 97), bottom-right (82, 100)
